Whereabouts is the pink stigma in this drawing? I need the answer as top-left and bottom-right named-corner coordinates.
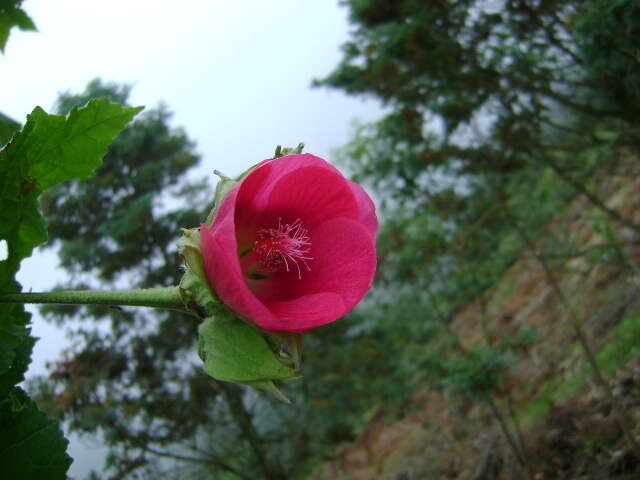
top-left (254, 218), bottom-right (312, 279)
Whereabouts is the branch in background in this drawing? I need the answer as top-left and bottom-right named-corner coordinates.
top-left (514, 222), bottom-right (640, 453)
top-left (219, 382), bottom-right (286, 480)
top-left (539, 153), bottom-right (640, 233)
top-left (531, 241), bottom-right (639, 261)
top-left (424, 286), bottom-right (533, 478)
top-left (142, 445), bottom-right (253, 480)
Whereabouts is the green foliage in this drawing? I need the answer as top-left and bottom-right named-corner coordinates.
top-left (595, 312), bottom-right (640, 376)
top-left (0, 388), bottom-right (72, 479)
top-left (0, 111), bottom-right (19, 144)
top-left (439, 347), bottom-right (515, 401)
top-left (1, 99), bottom-right (143, 281)
top-left (0, 0), bottom-right (36, 53)
top-left (523, 312), bottom-right (640, 426)
top-left (319, 0), bottom-right (638, 219)
top-left (498, 327), bottom-right (542, 351)
top-left (574, 0), bottom-right (640, 121)
top-left (318, 0), bottom-right (608, 191)
top-left (0, 97), bottom-right (140, 479)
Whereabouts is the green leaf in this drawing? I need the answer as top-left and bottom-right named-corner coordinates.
top-left (9, 100), bottom-right (145, 191)
top-left (205, 171), bottom-right (237, 225)
top-left (0, 388), bottom-right (72, 479)
top-left (0, 98), bottom-right (142, 477)
top-left (0, 2), bottom-right (37, 53)
top-left (0, 327), bottom-right (34, 397)
top-left (0, 99), bottom-right (143, 281)
top-left (0, 111), bottom-right (20, 146)
top-left (198, 315), bottom-right (297, 384)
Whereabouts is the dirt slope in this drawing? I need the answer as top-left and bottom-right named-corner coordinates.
top-left (311, 158), bottom-right (640, 479)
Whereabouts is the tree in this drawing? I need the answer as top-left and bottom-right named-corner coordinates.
top-left (573, 0), bottom-right (640, 123)
top-left (314, 0), bottom-right (633, 205)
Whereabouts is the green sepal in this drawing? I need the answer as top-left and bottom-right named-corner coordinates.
top-left (198, 315), bottom-right (297, 402)
top-left (178, 227), bottom-right (219, 316)
top-left (242, 380), bottom-right (293, 404)
top-left (266, 330), bottom-right (303, 371)
top-left (204, 171), bottom-right (236, 226)
top-left (272, 142), bottom-right (304, 159)
top-left (179, 269), bottom-right (219, 316)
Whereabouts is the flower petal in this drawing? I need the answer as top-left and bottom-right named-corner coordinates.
top-left (237, 153), bottom-right (341, 213)
top-left (348, 180), bottom-right (378, 237)
top-left (234, 154), bottom-right (349, 236)
top-left (260, 166), bottom-right (359, 230)
top-left (265, 292), bottom-right (346, 332)
top-left (202, 153), bottom-right (377, 333)
top-left (262, 217), bottom-right (376, 329)
top-left (201, 214), bottom-right (278, 329)
top-left (233, 161), bottom-right (274, 249)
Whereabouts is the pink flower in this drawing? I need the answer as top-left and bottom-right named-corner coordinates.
top-left (200, 153), bottom-right (377, 332)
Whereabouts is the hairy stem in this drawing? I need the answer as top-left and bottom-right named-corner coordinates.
top-left (0, 287), bottom-right (186, 311)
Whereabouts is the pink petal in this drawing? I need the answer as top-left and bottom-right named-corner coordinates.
top-left (233, 162), bottom-right (274, 249)
top-left (202, 153), bottom-right (377, 333)
top-left (234, 154), bottom-right (346, 244)
top-left (265, 292), bottom-right (346, 332)
top-left (262, 217), bottom-right (376, 329)
top-left (348, 180), bottom-right (378, 237)
top-left (201, 214), bottom-right (278, 329)
top-left (258, 166), bottom-right (358, 231)
top-left (237, 153), bottom-right (341, 213)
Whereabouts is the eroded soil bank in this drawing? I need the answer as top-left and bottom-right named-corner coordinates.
top-left (312, 159), bottom-right (640, 479)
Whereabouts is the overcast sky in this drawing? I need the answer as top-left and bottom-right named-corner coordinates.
top-left (2, 1), bottom-right (381, 477)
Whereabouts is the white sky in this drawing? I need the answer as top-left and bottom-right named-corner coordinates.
top-left (2, 1), bottom-right (382, 477)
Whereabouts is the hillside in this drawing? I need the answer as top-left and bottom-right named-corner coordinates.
top-left (311, 154), bottom-right (640, 479)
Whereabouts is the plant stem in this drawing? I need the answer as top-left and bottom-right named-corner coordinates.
top-left (0, 287), bottom-right (186, 311)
